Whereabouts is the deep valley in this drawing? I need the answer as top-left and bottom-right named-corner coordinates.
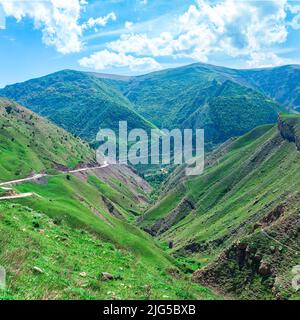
top-left (1, 63), bottom-right (300, 301)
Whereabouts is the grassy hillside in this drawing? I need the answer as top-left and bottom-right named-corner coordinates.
top-left (0, 101), bottom-right (218, 300)
top-left (115, 63), bottom-right (300, 115)
top-left (13, 175), bottom-right (168, 265)
top-left (0, 174), bottom-right (218, 300)
top-left (103, 63), bottom-right (284, 147)
top-left (0, 70), bottom-right (155, 142)
top-left (2, 63), bottom-right (300, 300)
top-left (0, 199), bottom-right (216, 300)
top-left (0, 98), bottom-right (94, 182)
top-left (182, 81), bottom-right (281, 146)
top-left (140, 117), bottom-right (300, 299)
top-left (2, 63), bottom-right (299, 148)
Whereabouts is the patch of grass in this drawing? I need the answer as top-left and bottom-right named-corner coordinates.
top-left (140, 184), bottom-right (186, 227)
top-left (88, 175), bottom-right (140, 216)
top-left (0, 99), bottom-right (94, 182)
top-left (0, 201), bottom-right (219, 300)
top-left (14, 175), bottom-right (170, 267)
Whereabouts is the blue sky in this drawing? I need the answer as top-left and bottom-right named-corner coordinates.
top-left (0, 0), bottom-right (300, 87)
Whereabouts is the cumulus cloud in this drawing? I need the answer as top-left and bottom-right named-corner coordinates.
top-left (183, 0), bottom-right (288, 66)
top-left (79, 49), bottom-right (161, 72)
top-left (108, 32), bottom-right (175, 57)
top-left (125, 21), bottom-right (133, 30)
top-left (89, 0), bottom-right (291, 68)
top-left (0, 0), bottom-right (118, 54)
top-left (0, 0), bottom-right (86, 54)
top-left (4, 0), bottom-right (296, 69)
top-left (288, 3), bottom-right (300, 30)
top-left (247, 52), bottom-right (284, 69)
top-left (83, 12), bottom-right (116, 30)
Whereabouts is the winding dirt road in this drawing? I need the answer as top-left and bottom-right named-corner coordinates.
top-left (0, 174), bottom-right (47, 187)
top-left (0, 192), bottom-right (34, 201)
top-left (0, 162), bottom-right (109, 200)
top-left (68, 163), bottom-right (109, 173)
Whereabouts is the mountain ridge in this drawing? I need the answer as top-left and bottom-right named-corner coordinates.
top-left (1, 63), bottom-right (296, 148)
top-left (139, 114), bottom-right (300, 299)
top-left (0, 70), bottom-right (155, 142)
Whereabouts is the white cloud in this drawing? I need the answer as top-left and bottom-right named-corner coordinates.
top-left (83, 12), bottom-right (116, 30)
top-left (288, 3), bottom-right (300, 30)
top-left (92, 0), bottom-right (292, 68)
top-left (78, 49), bottom-right (161, 72)
top-left (247, 52), bottom-right (284, 69)
top-left (0, 4), bottom-right (5, 29)
top-left (178, 0), bottom-right (289, 67)
top-left (0, 1), bottom-right (119, 54)
top-left (125, 21), bottom-right (133, 30)
top-left (5, 0), bottom-right (295, 69)
top-left (108, 32), bottom-right (175, 57)
top-left (0, 0), bottom-right (85, 54)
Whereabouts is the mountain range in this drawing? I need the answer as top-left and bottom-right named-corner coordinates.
top-left (1, 63), bottom-right (300, 300)
top-left (2, 63), bottom-right (298, 148)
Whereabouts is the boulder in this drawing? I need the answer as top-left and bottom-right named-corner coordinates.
top-left (101, 272), bottom-right (114, 281)
top-left (79, 272), bottom-right (87, 277)
top-left (33, 266), bottom-right (44, 274)
top-left (258, 261), bottom-right (271, 276)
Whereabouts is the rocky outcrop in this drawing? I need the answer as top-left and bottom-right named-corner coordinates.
top-left (101, 272), bottom-right (114, 281)
top-left (102, 196), bottom-right (124, 219)
top-left (258, 261), bottom-right (272, 276)
top-left (192, 207), bottom-right (300, 300)
top-left (144, 197), bottom-right (195, 236)
top-left (182, 235), bottom-right (229, 255)
top-left (259, 204), bottom-right (286, 226)
top-left (278, 115), bottom-right (300, 151)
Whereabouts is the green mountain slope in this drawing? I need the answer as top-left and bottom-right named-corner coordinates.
top-left (0, 101), bottom-right (217, 300)
top-left (235, 65), bottom-right (300, 112)
top-left (139, 115), bottom-right (300, 299)
top-left (104, 63), bottom-right (284, 146)
top-left (0, 98), bottom-right (94, 182)
top-left (0, 201), bottom-right (192, 300)
top-left (0, 98), bottom-right (151, 220)
top-left (0, 70), bottom-right (155, 142)
top-left (181, 80), bottom-right (281, 146)
top-left (1, 64), bottom-right (292, 149)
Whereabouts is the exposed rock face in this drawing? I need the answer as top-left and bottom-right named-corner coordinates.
top-left (192, 207), bottom-right (300, 300)
top-left (182, 235), bottom-right (228, 255)
top-left (144, 197), bottom-right (195, 236)
top-left (260, 204), bottom-right (286, 226)
top-left (278, 115), bottom-right (300, 151)
top-left (102, 196), bottom-right (123, 219)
